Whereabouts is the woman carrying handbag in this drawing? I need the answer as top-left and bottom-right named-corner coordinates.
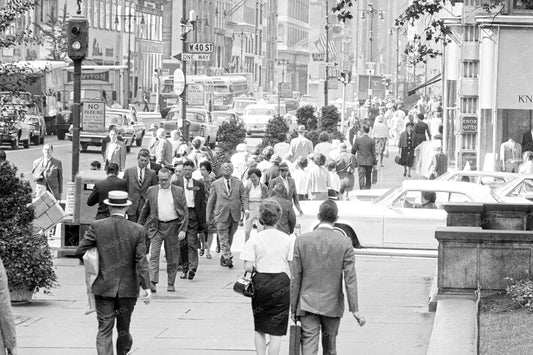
top-left (240, 200), bottom-right (294, 355)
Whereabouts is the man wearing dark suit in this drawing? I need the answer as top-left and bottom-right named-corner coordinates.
top-left (138, 168), bottom-right (188, 293)
top-left (100, 125), bottom-right (124, 161)
top-left (290, 200), bottom-right (365, 355)
top-left (351, 126), bottom-right (376, 190)
top-left (206, 162), bottom-right (249, 268)
top-left (172, 160), bottom-right (206, 280)
top-left (32, 143), bottom-right (63, 200)
top-left (268, 162), bottom-right (303, 215)
top-left (87, 163), bottom-right (128, 220)
top-left (148, 157), bottom-right (162, 175)
top-left (523, 130), bottom-right (533, 153)
top-left (123, 148), bottom-right (158, 222)
top-left (76, 190), bottom-right (151, 355)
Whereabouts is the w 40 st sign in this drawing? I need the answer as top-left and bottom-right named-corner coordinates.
top-left (188, 42), bottom-right (214, 53)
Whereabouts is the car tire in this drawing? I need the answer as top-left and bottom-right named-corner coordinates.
top-left (57, 130), bottom-right (66, 140)
top-left (81, 143), bottom-right (89, 152)
top-left (11, 137), bottom-right (18, 150)
top-left (334, 224), bottom-right (361, 249)
top-left (32, 134), bottom-right (40, 145)
top-left (136, 131), bottom-right (144, 146)
top-left (23, 139), bottom-right (30, 149)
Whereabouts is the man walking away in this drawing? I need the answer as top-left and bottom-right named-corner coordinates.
top-left (351, 126), bottom-right (376, 190)
top-left (149, 128), bottom-right (173, 168)
top-left (291, 200), bottom-right (365, 355)
top-left (76, 191), bottom-right (151, 355)
top-left (87, 163), bottom-right (128, 220)
top-left (138, 168), bottom-right (188, 292)
top-left (123, 148), bottom-right (158, 223)
top-left (289, 125), bottom-right (313, 163)
top-left (206, 162), bottom-right (249, 268)
top-left (172, 160), bottom-right (206, 280)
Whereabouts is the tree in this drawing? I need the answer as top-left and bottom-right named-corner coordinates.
top-left (212, 118), bottom-right (247, 176)
top-left (296, 105), bottom-right (318, 130)
top-left (0, 162), bottom-right (57, 293)
top-left (333, 0), bottom-right (504, 64)
top-left (319, 105), bottom-right (345, 142)
top-left (260, 115), bottom-right (289, 150)
top-left (35, 3), bottom-right (68, 61)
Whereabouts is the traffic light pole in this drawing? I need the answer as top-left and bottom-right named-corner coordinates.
top-left (324, 0), bottom-right (329, 112)
top-left (180, 0), bottom-right (189, 141)
top-left (72, 61), bottom-right (81, 181)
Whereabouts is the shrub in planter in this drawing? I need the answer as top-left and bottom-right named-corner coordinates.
top-left (296, 105), bottom-right (318, 130)
top-left (0, 162), bottom-right (57, 297)
top-left (260, 115), bottom-right (289, 150)
top-left (212, 117), bottom-right (247, 176)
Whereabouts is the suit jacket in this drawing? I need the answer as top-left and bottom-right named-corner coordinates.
top-left (100, 135), bottom-right (125, 161)
top-left (138, 185), bottom-right (189, 234)
top-left (351, 134), bottom-right (376, 166)
top-left (290, 226), bottom-right (359, 318)
top-left (104, 141), bottom-right (127, 171)
top-left (268, 176), bottom-right (301, 212)
top-left (123, 166), bottom-right (158, 217)
top-left (87, 175), bottom-right (129, 219)
top-left (75, 215), bottom-right (150, 298)
top-left (32, 156), bottom-right (63, 199)
top-left (149, 137), bottom-right (173, 167)
top-left (523, 132), bottom-right (533, 153)
top-left (0, 257), bottom-right (16, 354)
top-left (172, 178), bottom-right (207, 232)
top-left (206, 176), bottom-right (249, 223)
top-left (289, 135), bottom-right (313, 162)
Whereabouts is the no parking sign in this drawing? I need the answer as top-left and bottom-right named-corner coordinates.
top-left (82, 101), bottom-right (106, 131)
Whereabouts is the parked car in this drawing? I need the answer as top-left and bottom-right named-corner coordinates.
top-left (493, 174), bottom-right (533, 202)
top-left (242, 103), bottom-right (280, 137)
top-left (231, 98), bottom-right (256, 115)
top-left (107, 108), bottom-right (146, 146)
top-left (436, 170), bottom-right (517, 190)
top-left (54, 110), bottom-right (72, 140)
top-left (24, 114), bottom-right (46, 145)
top-left (211, 111), bottom-right (243, 126)
top-left (299, 180), bottom-right (501, 250)
top-left (0, 110), bottom-right (31, 150)
top-left (161, 107), bottom-right (218, 148)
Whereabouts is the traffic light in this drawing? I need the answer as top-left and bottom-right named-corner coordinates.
top-left (381, 76), bottom-right (391, 88)
top-left (339, 70), bottom-right (352, 84)
top-left (67, 18), bottom-right (89, 61)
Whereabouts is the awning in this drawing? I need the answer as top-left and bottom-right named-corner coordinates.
top-left (408, 73), bottom-right (442, 96)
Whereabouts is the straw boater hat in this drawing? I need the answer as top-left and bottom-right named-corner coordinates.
top-left (104, 191), bottom-right (132, 207)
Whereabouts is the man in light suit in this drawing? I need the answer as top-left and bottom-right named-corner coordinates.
top-left (76, 190), bottom-right (151, 355)
top-left (87, 163), bottom-right (128, 220)
top-left (32, 143), bottom-right (63, 199)
top-left (206, 162), bottom-right (249, 268)
top-left (138, 168), bottom-right (188, 292)
top-left (290, 200), bottom-right (365, 355)
top-left (351, 125), bottom-right (376, 190)
top-left (103, 128), bottom-right (127, 171)
top-left (149, 128), bottom-right (173, 168)
top-left (123, 148), bottom-right (158, 223)
top-left (289, 125), bottom-right (313, 163)
top-left (172, 159), bottom-right (206, 280)
top-left (268, 162), bottom-right (303, 215)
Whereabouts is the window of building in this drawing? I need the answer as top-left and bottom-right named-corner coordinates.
top-left (460, 97), bottom-right (478, 114)
top-left (117, 4), bottom-right (122, 32)
top-left (105, 2), bottom-right (110, 29)
top-left (99, 1), bottom-right (105, 29)
top-left (86, 0), bottom-right (93, 27)
top-left (463, 61), bottom-right (479, 78)
top-left (463, 25), bottom-right (478, 42)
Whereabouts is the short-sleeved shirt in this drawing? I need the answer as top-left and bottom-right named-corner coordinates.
top-left (240, 229), bottom-right (294, 276)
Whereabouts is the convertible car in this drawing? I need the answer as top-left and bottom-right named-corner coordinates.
top-left (298, 180), bottom-right (501, 250)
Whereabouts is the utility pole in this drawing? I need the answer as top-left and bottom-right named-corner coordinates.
top-left (324, 0), bottom-right (329, 109)
top-left (126, 8), bottom-right (132, 106)
top-left (240, 29), bottom-right (244, 73)
top-left (66, 9), bottom-right (88, 181)
top-left (180, 0), bottom-right (189, 140)
top-left (361, 3), bottom-right (384, 101)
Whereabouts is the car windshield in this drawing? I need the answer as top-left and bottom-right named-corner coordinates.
top-left (372, 186), bottom-right (401, 205)
top-left (245, 108), bottom-right (275, 116)
top-left (105, 113), bottom-right (125, 126)
top-left (234, 101), bottom-right (254, 109)
top-left (213, 113), bottom-right (233, 122)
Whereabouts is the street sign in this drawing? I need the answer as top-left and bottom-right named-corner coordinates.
top-left (173, 68), bottom-right (185, 96)
top-left (188, 42), bottom-right (214, 53)
top-left (312, 53), bottom-right (325, 61)
top-left (181, 24), bottom-right (193, 34)
top-left (182, 53), bottom-right (211, 62)
top-left (279, 82), bottom-right (292, 98)
top-left (187, 84), bottom-right (204, 106)
top-left (81, 101), bottom-right (105, 132)
top-left (329, 68), bottom-right (340, 78)
top-left (325, 61), bottom-right (338, 67)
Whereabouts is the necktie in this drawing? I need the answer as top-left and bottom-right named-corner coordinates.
top-left (226, 179), bottom-right (231, 194)
top-left (139, 169), bottom-right (143, 186)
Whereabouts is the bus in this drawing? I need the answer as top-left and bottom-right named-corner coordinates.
top-left (211, 75), bottom-right (249, 110)
top-left (159, 75), bottom-right (216, 118)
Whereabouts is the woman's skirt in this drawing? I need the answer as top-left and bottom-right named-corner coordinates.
top-left (251, 272), bottom-right (290, 336)
top-left (375, 137), bottom-right (388, 155)
top-left (400, 148), bottom-right (414, 167)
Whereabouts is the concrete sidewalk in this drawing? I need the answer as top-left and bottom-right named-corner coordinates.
top-left (13, 249), bottom-right (435, 354)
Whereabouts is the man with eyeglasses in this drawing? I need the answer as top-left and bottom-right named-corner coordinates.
top-left (171, 160), bottom-right (206, 280)
top-left (139, 168), bottom-right (188, 293)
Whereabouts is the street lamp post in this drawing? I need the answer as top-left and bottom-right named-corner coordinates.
top-left (361, 3), bottom-right (384, 101)
top-left (277, 59), bottom-right (288, 116)
top-left (389, 26), bottom-right (405, 99)
top-left (324, 0), bottom-right (329, 109)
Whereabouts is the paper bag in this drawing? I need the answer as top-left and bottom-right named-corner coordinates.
top-left (83, 247), bottom-right (99, 315)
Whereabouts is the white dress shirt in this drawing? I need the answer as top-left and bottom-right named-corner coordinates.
top-left (183, 177), bottom-right (195, 208)
top-left (157, 186), bottom-right (179, 221)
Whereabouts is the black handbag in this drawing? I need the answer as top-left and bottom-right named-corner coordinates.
top-left (233, 271), bottom-right (255, 297)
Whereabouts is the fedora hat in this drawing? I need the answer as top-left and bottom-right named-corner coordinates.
top-left (104, 190), bottom-right (132, 207)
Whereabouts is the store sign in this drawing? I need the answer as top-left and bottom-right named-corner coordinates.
top-left (67, 71), bottom-right (109, 83)
top-left (462, 116), bottom-right (478, 133)
top-left (497, 29), bottom-right (533, 109)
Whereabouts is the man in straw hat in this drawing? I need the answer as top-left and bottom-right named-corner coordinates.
top-left (76, 190), bottom-right (151, 355)
top-left (289, 125), bottom-right (313, 163)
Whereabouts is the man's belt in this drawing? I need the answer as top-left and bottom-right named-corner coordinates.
top-left (158, 218), bottom-right (179, 224)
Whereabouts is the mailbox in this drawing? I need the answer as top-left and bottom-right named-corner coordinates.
top-left (73, 170), bottom-right (108, 224)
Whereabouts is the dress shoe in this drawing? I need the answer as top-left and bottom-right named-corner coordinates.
top-left (220, 257), bottom-right (228, 267)
top-left (167, 284), bottom-right (175, 292)
top-left (180, 272), bottom-right (188, 279)
top-left (150, 281), bottom-right (157, 293)
top-left (188, 270), bottom-right (196, 280)
top-left (226, 257), bottom-right (234, 269)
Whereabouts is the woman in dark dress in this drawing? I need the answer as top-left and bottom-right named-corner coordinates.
top-left (240, 200), bottom-right (293, 355)
top-left (398, 122), bottom-right (416, 177)
top-left (413, 113), bottom-right (431, 147)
